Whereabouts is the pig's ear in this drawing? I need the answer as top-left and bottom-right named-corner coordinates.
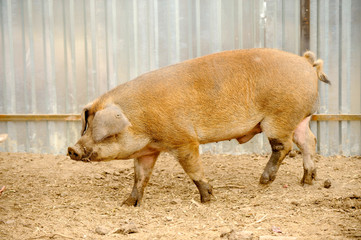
top-left (92, 104), bottom-right (130, 142)
top-left (81, 103), bottom-right (92, 136)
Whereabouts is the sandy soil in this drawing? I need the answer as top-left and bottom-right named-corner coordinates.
top-left (0, 152), bottom-right (360, 240)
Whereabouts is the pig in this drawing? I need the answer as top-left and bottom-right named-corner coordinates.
top-left (68, 48), bottom-right (330, 206)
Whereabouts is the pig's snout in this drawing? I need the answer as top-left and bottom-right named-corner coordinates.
top-left (68, 145), bottom-right (98, 161)
top-left (68, 146), bottom-right (83, 160)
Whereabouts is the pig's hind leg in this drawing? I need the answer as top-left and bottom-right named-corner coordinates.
top-left (260, 119), bottom-right (294, 184)
top-left (122, 153), bottom-right (160, 207)
top-left (293, 116), bottom-right (317, 185)
top-left (175, 143), bottom-right (213, 203)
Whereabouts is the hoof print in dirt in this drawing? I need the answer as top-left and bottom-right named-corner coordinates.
top-left (220, 230), bottom-right (253, 240)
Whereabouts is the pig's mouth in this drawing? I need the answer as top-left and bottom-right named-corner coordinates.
top-left (81, 151), bottom-right (98, 162)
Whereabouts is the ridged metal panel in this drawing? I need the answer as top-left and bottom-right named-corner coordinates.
top-left (0, 0), bottom-right (360, 156)
top-left (309, 0), bottom-right (361, 156)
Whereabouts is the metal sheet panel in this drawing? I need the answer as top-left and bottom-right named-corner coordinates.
top-left (0, 0), bottom-right (360, 156)
top-left (309, 0), bottom-right (361, 156)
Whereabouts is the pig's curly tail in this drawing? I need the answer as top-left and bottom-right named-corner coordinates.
top-left (303, 51), bottom-right (331, 85)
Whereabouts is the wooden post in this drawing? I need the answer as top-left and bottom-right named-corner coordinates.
top-left (300, 0), bottom-right (310, 53)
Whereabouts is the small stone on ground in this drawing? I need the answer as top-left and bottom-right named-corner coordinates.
top-left (95, 226), bottom-right (110, 235)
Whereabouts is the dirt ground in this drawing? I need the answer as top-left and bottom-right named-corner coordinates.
top-left (0, 152), bottom-right (360, 240)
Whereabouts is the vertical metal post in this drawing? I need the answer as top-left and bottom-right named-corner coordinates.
top-left (300, 0), bottom-right (310, 53)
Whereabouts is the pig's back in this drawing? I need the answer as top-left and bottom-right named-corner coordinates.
top-left (129, 48), bottom-right (316, 98)
top-left (128, 48), bottom-right (317, 113)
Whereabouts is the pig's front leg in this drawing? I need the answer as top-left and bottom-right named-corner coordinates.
top-left (122, 153), bottom-right (159, 207)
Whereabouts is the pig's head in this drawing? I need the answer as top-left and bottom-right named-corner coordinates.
top-left (68, 102), bottom-right (148, 161)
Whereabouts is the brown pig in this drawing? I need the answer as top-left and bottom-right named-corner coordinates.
top-left (68, 48), bottom-right (330, 206)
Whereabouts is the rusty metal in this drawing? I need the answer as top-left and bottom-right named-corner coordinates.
top-left (300, 0), bottom-right (310, 53)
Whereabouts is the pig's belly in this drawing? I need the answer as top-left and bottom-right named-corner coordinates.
top-left (197, 122), bottom-right (262, 144)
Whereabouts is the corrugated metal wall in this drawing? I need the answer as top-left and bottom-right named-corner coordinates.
top-left (309, 0), bottom-right (361, 156)
top-left (0, 0), bottom-right (360, 155)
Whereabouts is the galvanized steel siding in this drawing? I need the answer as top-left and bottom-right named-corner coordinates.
top-left (0, 0), bottom-right (360, 155)
top-left (309, 0), bottom-right (361, 156)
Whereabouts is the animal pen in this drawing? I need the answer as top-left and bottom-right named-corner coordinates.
top-left (0, 2), bottom-right (361, 239)
top-left (0, 0), bottom-right (360, 156)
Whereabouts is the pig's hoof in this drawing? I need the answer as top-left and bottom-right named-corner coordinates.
top-left (122, 196), bottom-right (141, 207)
top-left (301, 168), bottom-right (316, 185)
top-left (259, 172), bottom-right (276, 185)
top-left (193, 180), bottom-right (213, 203)
top-left (200, 186), bottom-right (213, 203)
